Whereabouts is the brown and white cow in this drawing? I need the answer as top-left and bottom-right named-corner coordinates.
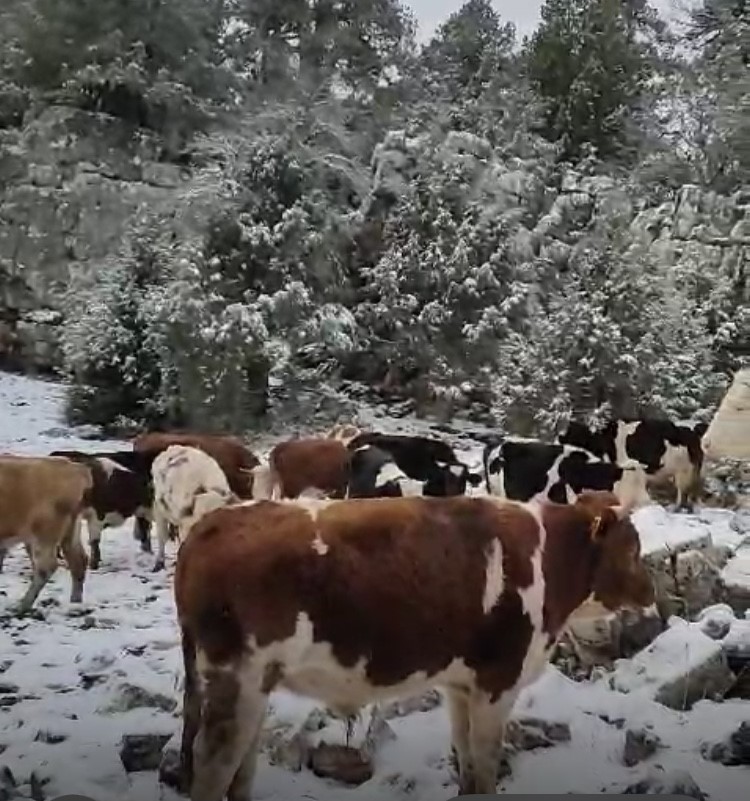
top-left (174, 490), bottom-right (654, 799)
top-left (266, 437), bottom-right (350, 499)
top-left (151, 445), bottom-right (239, 571)
top-left (0, 454), bottom-right (92, 615)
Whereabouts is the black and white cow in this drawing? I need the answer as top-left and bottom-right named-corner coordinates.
top-left (482, 437), bottom-right (650, 508)
top-left (346, 432), bottom-right (482, 496)
top-left (557, 418), bottom-right (709, 511)
top-left (49, 449), bottom-right (157, 568)
top-left (345, 445), bottom-right (427, 498)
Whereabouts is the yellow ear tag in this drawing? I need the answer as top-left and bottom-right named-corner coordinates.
top-left (591, 515), bottom-right (603, 541)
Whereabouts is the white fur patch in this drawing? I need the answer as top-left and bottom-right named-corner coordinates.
top-left (97, 457), bottom-right (129, 477)
top-left (614, 421), bottom-right (640, 464)
top-left (374, 462), bottom-right (407, 488)
top-left (482, 538), bottom-right (504, 613)
top-left (311, 532), bottom-right (329, 556)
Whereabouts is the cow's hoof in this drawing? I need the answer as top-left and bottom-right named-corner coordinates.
top-left (140, 541), bottom-right (153, 554)
top-left (152, 562), bottom-right (165, 573)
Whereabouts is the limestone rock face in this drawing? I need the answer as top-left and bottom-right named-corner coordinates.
top-left (0, 105), bottom-right (193, 371)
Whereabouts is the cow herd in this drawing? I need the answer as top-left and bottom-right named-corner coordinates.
top-left (0, 414), bottom-right (710, 800)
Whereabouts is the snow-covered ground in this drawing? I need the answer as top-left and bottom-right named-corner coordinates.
top-left (0, 370), bottom-right (748, 801)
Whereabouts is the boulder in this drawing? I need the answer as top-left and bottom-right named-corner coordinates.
top-left (120, 733), bottom-right (171, 773)
top-left (610, 619), bottom-right (735, 710)
top-left (720, 549), bottom-right (750, 615)
top-left (622, 727), bottom-right (662, 767)
top-left (620, 768), bottom-right (707, 799)
top-left (701, 721), bottom-right (750, 766)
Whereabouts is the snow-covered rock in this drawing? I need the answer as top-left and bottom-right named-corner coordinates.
top-left (697, 603), bottom-right (736, 640)
top-left (619, 767), bottom-right (708, 799)
top-left (720, 548), bottom-right (750, 614)
top-left (609, 619), bottom-right (735, 710)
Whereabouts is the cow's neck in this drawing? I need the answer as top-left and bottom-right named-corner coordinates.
top-left (541, 520), bottom-right (602, 643)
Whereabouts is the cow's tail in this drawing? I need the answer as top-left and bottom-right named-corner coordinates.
top-left (179, 624), bottom-right (199, 792)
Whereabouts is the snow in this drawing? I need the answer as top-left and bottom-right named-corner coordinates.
top-left (1, 369), bottom-right (749, 801)
top-left (720, 548), bottom-right (750, 591)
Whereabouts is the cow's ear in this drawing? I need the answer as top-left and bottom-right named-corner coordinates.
top-left (590, 507), bottom-right (617, 542)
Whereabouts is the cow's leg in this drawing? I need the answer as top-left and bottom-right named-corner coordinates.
top-left (86, 512), bottom-right (103, 570)
top-left (133, 513), bottom-right (152, 553)
top-left (60, 516), bottom-right (88, 604)
top-left (179, 628), bottom-right (201, 793)
top-left (226, 692), bottom-right (269, 801)
top-left (0, 547), bottom-right (6, 573)
top-left (673, 468), bottom-right (695, 513)
top-left (446, 688), bottom-right (474, 794)
top-left (468, 689), bottom-right (520, 795)
top-left (152, 512), bottom-right (170, 572)
top-left (190, 661), bottom-right (268, 801)
top-left (15, 542), bottom-right (58, 614)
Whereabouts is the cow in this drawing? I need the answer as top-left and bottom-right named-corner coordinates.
top-left (49, 449), bottom-right (157, 569)
top-left (266, 437), bottom-right (351, 499)
top-left (346, 431), bottom-right (483, 496)
top-left (150, 445), bottom-right (239, 571)
top-left (0, 454), bottom-right (92, 615)
top-left (345, 445), bottom-right (427, 498)
top-left (557, 418), bottom-right (709, 511)
top-left (133, 432), bottom-right (261, 546)
top-left (173, 490), bottom-right (654, 799)
top-left (482, 438), bottom-right (651, 509)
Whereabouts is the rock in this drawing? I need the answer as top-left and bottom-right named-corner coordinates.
top-left (697, 603), bottom-right (736, 640)
top-left (0, 682), bottom-right (19, 694)
top-left (308, 743), bottom-right (373, 786)
top-left (623, 727), bottom-right (662, 767)
top-left (34, 729), bottom-right (67, 744)
top-left (507, 717), bottom-right (571, 751)
top-left (722, 619), bottom-right (750, 696)
top-left (119, 733), bottom-right (172, 773)
top-left (105, 683), bottom-right (177, 713)
top-left (263, 708), bottom-right (330, 772)
top-left (620, 768), bottom-right (707, 799)
top-left (381, 690), bottom-right (442, 719)
top-left (720, 548), bottom-right (750, 615)
top-left (701, 721), bottom-right (750, 765)
top-left (610, 620), bottom-right (735, 710)
top-left (158, 739), bottom-right (183, 791)
top-left (672, 548), bottom-right (724, 616)
top-left (360, 708), bottom-right (397, 758)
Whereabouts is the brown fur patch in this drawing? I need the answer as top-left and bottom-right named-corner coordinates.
top-left (269, 438), bottom-right (350, 498)
top-left (176, 496), bottom-right (541, 699)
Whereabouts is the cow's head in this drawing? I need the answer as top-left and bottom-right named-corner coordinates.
top-left (574, 491), bottom-right (654, 612)
top-left (326, 423), bottom-right (362, 446)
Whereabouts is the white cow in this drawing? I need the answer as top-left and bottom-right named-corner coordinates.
top-left (150, 445), bottom-right (238, 571)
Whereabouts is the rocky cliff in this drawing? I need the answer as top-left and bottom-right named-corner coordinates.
top-left (0, 105), bottom-right (191, 372)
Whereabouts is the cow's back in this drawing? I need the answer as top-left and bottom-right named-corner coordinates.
top-left (0, 456), bottom-right (91, 537)
top-left (175, 495), bottom-right (541, 674)
top-left (269, 438), bottom-right (350, 498)
top-left (133, 432), bottom-right (258, 497)
top-left (347, 433), bottom-right (458, 479)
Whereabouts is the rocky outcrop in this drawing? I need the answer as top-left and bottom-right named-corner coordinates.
top-left (0, 105), bottom-right (193, 371)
